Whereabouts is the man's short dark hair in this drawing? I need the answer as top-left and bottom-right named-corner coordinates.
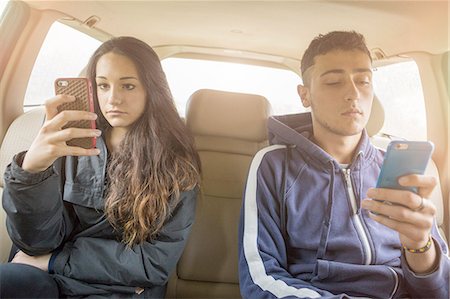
top-left (300, 31), bottom-right (372, 85)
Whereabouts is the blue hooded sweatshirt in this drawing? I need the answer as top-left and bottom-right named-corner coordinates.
top-left (238, 113), bottom-right (449, 299)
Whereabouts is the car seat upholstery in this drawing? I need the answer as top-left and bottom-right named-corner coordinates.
top-left (0, 107), bottom-right (46, 262)
top-left (165, 89), bottom-right (272, 298)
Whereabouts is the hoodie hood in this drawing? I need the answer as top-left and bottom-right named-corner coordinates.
top-left (268, 112), bottom-right (377, 170)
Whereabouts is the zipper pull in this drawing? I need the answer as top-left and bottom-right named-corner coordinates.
top-left (342, 168), bottom-right (358, 215)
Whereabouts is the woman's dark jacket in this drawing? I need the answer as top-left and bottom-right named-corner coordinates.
top-left (2, 137), bottom-right (197, 298)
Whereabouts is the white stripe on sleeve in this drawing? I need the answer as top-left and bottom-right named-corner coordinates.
top-left (243, 145), bottom-right (321, 298)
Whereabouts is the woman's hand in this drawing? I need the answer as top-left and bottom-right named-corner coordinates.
top-left (362, 174), bottom-right (438, 273)
top-left (22, 95), bottom-right (101, 173)
top-left (11, 250), bottom-right (51, 272)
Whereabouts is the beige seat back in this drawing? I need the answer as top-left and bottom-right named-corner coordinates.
top-left (367, 96), bottom-right (447, 244)
top-left (166, 89), bottom-right (271, 298)
top-left (0, 107), bottom-right (46, 262)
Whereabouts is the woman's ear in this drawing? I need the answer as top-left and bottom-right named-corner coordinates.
top-left (297, 84), bottom-right (311, 108)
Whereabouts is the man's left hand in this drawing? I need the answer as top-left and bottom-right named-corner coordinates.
top-left (362, 174), bottom-right (438, 274)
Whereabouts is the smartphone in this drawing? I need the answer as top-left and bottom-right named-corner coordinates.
top-left (54, 78), bottom-right (96, 149)
top-left (376, 140), bottom-right (434, 194)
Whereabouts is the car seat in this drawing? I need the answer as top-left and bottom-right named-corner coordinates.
top-left (165, 89), bottom-right (272, 298)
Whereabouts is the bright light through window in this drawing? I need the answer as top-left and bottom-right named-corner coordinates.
top-left (162, 58), bottom-right (303, 116)
top-left (24, 21), bottom-right (101, 109)
top-left (0, 0), bottom-right (9, 19)
top-left (373, 61), bottom-right (427, 140)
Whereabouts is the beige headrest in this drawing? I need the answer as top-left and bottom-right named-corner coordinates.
top-left (366, 95), bottom-right (385, 137)
top-left (186, 89), bottom-right (272, 142)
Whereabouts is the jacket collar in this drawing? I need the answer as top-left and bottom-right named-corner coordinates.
top-left (268, 112), bottom-right (377, 170)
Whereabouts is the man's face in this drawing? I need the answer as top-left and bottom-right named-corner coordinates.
top-left (299, 49), bottom-right (374, 138)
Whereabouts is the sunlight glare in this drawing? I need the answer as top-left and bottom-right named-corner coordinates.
top-left (0, 0), bottom-right (9, 18)
top-left (162, 58), bottom-right (303, 116)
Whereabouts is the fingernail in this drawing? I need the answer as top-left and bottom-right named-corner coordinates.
top-left (90, 113), bottom-right (98, 120)
top-left (361, 200), bottom-right (372, 209)
top-left (398, 177), bottom-right (407, 185)
top-left (94, 130), bottom-right (102, 136)
top-left (368, 211), bottom-right (377, 218)
top-left (367, 188), bottom-right (375, 197)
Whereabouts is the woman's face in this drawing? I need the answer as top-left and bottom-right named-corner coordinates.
top-left (95, 52), bottom-right (147, 132)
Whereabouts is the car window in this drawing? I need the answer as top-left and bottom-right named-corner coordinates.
top-left (161, 57), bottom-right (303, 116)
top-left (23, 21), bottom-right (101, 110)
top-left (373, 60), bottom-right (427, 141)
top-left (163, 57), bottom-right (427, 141)
top-left (0, 0), bottom-right (8, 20)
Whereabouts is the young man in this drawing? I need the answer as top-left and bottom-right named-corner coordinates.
top-left (238, 31), bottom-right (449, 298)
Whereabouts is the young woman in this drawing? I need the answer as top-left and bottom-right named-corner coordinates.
top-left (1, 36), bottom-right (201, 298)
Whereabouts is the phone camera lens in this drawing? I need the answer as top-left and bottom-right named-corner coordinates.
top-left (57, 80), bottom-right (69, 87)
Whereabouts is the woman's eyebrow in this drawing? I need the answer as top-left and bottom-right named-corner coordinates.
top-left (119, 76), bottom-right (139, 80)
top-left (95, 76), bottom-right (139, 80)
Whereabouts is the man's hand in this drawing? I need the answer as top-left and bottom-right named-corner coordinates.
top-left (11, 250), bottom-right (51, 272)
top-left (362, 174), bottom-right (438, 274)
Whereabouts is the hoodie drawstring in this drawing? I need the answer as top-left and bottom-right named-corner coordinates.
top-left (316, 161), bottom-right (336, 260)
top-left (279, 145), bottom-right (292, 269)
top-left (280, 146), bottom-right (291, 241)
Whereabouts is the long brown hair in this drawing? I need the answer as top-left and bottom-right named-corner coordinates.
top-left (86, 36), bottom-right (201, 246)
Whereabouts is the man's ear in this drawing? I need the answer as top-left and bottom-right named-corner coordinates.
top-left (297, 84), bottom-right (311, 108)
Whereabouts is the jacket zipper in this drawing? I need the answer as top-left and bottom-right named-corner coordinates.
top-left (343, 168), bottom-right (400, 297)
top-left (342, 169), bottom-right (372, 265)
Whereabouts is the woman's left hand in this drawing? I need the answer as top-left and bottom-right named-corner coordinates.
top-left (11, 250), bottom-right (51, 272)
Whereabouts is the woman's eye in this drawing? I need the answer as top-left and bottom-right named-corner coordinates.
top-left (97, 83), bottom-right (109, 90)
top-left (123, 84), bottom-right (135, 90)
